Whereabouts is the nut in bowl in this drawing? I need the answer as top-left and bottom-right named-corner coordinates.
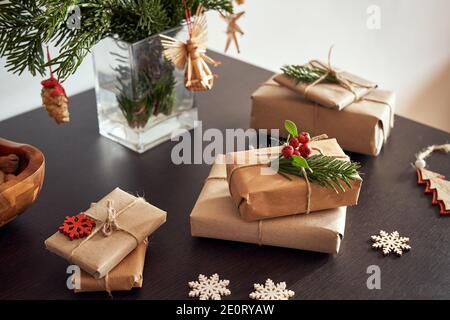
top-left (0, 138), bottom-right (45, 227)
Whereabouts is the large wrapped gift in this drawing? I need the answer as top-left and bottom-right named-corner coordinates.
top-left (274, 63), bottom-right (377, 110)
top-left (250, 76), bottom-right (395, 156)
top-left (191, 156), bottom-right (346, 254)
top-left (45, 188), bottom-right (166, 279)
top-left (75, 240), bottom-right (148, 293)
top-left (226, 140), bottom-right (361, 222)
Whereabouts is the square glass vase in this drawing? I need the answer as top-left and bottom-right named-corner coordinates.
top-left (93, 26), bottom-right (196, 153)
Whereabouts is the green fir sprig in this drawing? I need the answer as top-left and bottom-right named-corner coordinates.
top-left (0, 0), bottom-right (233, 80)
top-left (281, 64), bottom-right (340, 85)
top-left (273, 120), bottom-right (360, 193)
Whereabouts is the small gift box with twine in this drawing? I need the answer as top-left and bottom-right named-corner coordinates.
top-left (226, 139), bottom-right (362, 222)
top-left (74, 239), bottom-right (149, 293)
top-left (191, 155), bottom-right (346, 254)
top-left (45, 188), bottom-right (166, 279)
top-left (274, 47), bottom-right (378, 110)
top-left (251, 47), bottom-right (395, 156)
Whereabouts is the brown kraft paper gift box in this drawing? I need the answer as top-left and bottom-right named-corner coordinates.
top-left (226, 140), bottom-right (361, 222)
top-left (191, 155), bottom-right (346, 254)
top-left (274, 65), bottom-right (377, 110)
top-left (45, 188), bottom-right (166, 279)
top-left (75, 239), bottom-right (148, 293)
top-left (250, 76), bottom-right (395, 156)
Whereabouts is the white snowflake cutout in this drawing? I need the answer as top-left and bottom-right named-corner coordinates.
top-left (188, 274), bottom-right (231, 300)
top-left (371, 230), bottom-right (411, 256)
top-left (249, 279), bottom-right (295, 300)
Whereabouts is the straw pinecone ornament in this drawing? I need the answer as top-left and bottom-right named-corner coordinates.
top-left (160, 5), bottom-right (219, 91)
top-left (40, 48), bottom-right (69, 124)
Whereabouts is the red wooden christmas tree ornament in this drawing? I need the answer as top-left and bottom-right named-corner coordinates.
top-left (58, 213), bottom-right (96, 241)
top-left (417, 168), bottom-right (450, 215)
top-left (415, 144), bottom-right (450, 216)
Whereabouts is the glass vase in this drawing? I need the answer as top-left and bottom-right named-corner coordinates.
top-left (93, 26), bottom-right (196, 153)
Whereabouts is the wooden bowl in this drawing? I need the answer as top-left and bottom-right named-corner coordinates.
top-left (0, 138), bottom-right (45, 227)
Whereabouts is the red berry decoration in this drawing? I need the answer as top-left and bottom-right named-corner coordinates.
top-left (293, 149), bottom-right (301, 156)
top-left (282, 145), bottom-right (295, 159)
top-left (289, 137), bottom-right (300, 148)
top-left (58, 213), bottom-right (96, 241)
top-left (299, 144), bottom-right (312, 158)
top-left (298, 132), bottom-right (311, 144)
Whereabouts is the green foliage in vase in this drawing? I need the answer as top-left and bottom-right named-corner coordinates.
top-left (116, 66), bottom-right (176, 129)
top-left (0, 0), bottom-right (233, 80)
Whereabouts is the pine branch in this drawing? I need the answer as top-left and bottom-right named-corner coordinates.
top-left (281, 64), bottom-right (340, 84)
top-left (276, 154), bottom-right (360, 193)
top-left (0, 0), bottom-right (45, 76)
top-left (0, 0), bottom-right (233, 79)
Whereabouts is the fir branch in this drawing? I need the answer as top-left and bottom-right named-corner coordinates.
top-left (276, 154), bottom-right (360, 193)
top-left (281, 64), bottom-right (340, 84)
top-left (0, 0), bottom-right (233, 79)
top-left (0, 0), bottom-right (45, 76)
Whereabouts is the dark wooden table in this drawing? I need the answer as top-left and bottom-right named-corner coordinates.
top-left (0, 52), bottom-right (449, 300)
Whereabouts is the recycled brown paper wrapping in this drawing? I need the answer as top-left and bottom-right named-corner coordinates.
top-left (251, 76), bottom-right (395, 156)
top-left (273, 65), bottom-right (377, 110)
top-left (75, 240), bottom-right (148, 293)
top-left (45, 188), bottom-right (166, 279)
top-left (226, 140), bottom-right (361, 222)
top-left (191, 156), bottom-right (346, 254)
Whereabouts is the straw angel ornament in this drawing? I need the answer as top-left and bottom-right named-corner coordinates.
top-left (160, 5), bottom-right (219, 91)
top-left (222, 11), bottom-right (245, 53)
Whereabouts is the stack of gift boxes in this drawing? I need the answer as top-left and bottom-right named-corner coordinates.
top-left (250, 56), bottom-right (395, 156)
top-left (190, 53), bottom-right (386, 253)
top-left (45, 188), bottom-right (166, 293)
top-left (191, 138), bottom-right (362, 254)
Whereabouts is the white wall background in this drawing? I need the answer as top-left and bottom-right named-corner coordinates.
top-left (1, 0), bottom-right (449, 132)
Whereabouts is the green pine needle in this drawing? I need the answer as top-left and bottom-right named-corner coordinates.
top-left (276, 154), bottom-right (360, 193)
top-left (281, 64), bottom-right (340, 85)
top-left (0, 0), bottom-right (233, 80)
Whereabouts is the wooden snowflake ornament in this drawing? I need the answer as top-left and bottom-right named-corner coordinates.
top-left (249, 279), bottom-right (295, 300)
top-left (188, 274), bottom-right (231, 300)
top-left (371, 230), bottom-right (411, 256)
top-left (58, 213), bottom-right (96, 241)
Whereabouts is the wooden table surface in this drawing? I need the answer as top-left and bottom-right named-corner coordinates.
top-left (0, 52), bottom-right (449, 300)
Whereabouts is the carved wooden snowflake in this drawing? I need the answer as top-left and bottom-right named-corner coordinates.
top-left (371, 230), bottom-right (411, 256)
top-left (249, 279), bottom-right (295, 300)
top-left (188, 274), bottom-right (231, 300)
top-left (58, 213), bottom-right (96, 241)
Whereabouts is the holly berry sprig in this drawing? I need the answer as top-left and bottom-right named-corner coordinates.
top-left (281, 120), bottom-right (313, 159)
top-left (274, 120), bottom-right (360, 193)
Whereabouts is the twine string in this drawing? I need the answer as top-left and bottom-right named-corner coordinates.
top-left (415, 144), bottom-right (450, 169)
top-left (69, 198), bottom-right (142, 261)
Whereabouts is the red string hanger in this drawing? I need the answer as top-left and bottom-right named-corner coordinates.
top-left (40, 47), bottom-right (70, 124)
top-left (182, 0), bottom-right (193, 37)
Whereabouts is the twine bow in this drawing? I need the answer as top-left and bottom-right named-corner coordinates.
top-left (305, 45), bottom-right (370, 100)
top-left (102, 200), bottom-right (120, 237)
top-left (69, 198), bottom-right (142, 269)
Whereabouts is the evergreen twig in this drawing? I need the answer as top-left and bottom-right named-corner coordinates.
top-left (281, 64), bottom-right (340, 84)
top-left (276, 154), bottom-right (360, 193)
top-left (0, 0), bottom-right (233, 80)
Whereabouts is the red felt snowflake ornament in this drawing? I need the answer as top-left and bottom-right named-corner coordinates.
top-left (58, 213), bottom-right (96, 241)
